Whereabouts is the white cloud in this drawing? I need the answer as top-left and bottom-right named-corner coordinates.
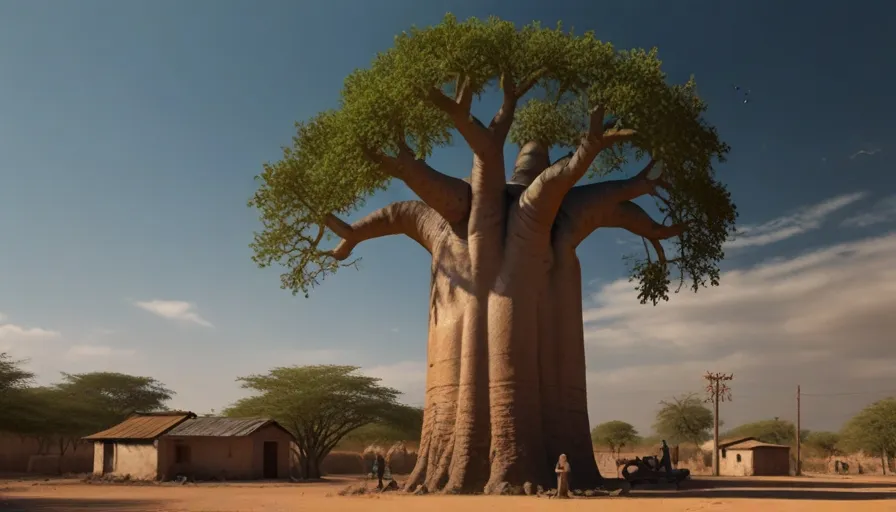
top-left (583, 232), bottom-right (896, 433)
top-left (849, 148), bottom-right (881, 160)
top-left (0, 315), bottom-right (61, 355)
top-left (0, 323), bottom-right (60, 340)
top-left (726, 192), bottom-right (865, 248)
top-left (134, 300), bottom-right (213, 327)
top-left (841, 194), bottom-right (896, 228)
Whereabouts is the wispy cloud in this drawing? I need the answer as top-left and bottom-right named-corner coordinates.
top-left (726, 192), bottom-right (865, 248)
top-left (583, 232), bottom-right (896, 431)
top-left (849, 148), bottom-right (881, 160)
top-left (134, 300), bottom-right (213, 327)
top-left (841, 194), bottom-right (896, 228)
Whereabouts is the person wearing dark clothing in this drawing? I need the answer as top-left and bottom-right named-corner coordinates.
top-left (659, 440), bottom-right (674, 473)
top-left (375, 454), bottom-right (386, 489)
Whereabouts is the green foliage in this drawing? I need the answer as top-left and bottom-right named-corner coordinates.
top-left (340, 407), bottom-right (423, 448)
top-left (54, 372), bottom-right (173, 427)
top-left (224, 365), bottom-right (411, 478)
top-left (250, 14), bottom-right (735, 300)
top-left (0, 353), bottom-right (34, 432)
top-left (723, 418), bottom-right (798, 446)
top-left (839, 398), bottom-right (896, 458)
top-left (805, 431), bottom-right (841, 459)
top-left (591, 420), bottom-right (640, 456)
top-left (653, 394), bottom-right (714, 447)
top-left (0, 352), bottom-right (33, 393)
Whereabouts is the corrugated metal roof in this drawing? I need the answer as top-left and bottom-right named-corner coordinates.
top-left (163, 417), bottom-right (279, 437)
top-left (726, 439), bottom-right (790, 450)
top-left (83, 411), bottom-right (196, 440)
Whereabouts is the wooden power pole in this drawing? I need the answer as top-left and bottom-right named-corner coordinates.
top-left (704, 372), bottom-right (734, 477)
top-left (796, 385), bottom-right (801, 476)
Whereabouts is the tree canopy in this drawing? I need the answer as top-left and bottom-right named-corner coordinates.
top-left (54, 372), bottom-right (174, 427)
top-left (224, 365), bottom-right (415, 479)
top-left (591, 420), bottom-right (640, 457)
top-left (340, 406), bottom-right (423, 448)
top-left (804, 431), bottom-right (841, 460)
top-left (250, 14), bottom-right (736, 303)
top-left (653, 393), bottom-right (714, 447)
top-left (839, 398), bottom-right (896, 459)
top-left (0, 352), bottom-right (33, 394)
top-left (0, 353), bottom-right (35, 432)
top-left (723, 418), bottom-right (800, 446)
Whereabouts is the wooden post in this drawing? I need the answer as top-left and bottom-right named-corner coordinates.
top-left (704, 372), bottom-right (734, 477)
top-left (712, 381), bottom-right (720, 476)
top-left (796, 385), bottom-right (801, 476)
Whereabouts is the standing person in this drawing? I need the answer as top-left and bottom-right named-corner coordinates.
top-left (555, 454), bottom-right (571, 498)
top-left (660, 440), bottom-right (673, 473)
top-left (375, 453), bottom-right (386, 490)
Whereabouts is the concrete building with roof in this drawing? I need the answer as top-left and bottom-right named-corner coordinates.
top-left (83, 411), bottom-right (296, 480)
top-left (700, 437), bottom-right (791, 476)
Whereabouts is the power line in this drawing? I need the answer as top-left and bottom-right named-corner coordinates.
top-left (800, 389), bottom-right (896, 397)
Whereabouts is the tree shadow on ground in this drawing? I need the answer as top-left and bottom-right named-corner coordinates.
top-left (684, 477), bottom-right (896, 490)
top-left (632, 489), bottom-right (896, 500)
top-left (0, 497), bottom-right (163, 511)
top-left (628, 478), bottom-right (896, 501)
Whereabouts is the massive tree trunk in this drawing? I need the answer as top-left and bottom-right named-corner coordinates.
top-left (401, 181), bottom-right (603, 494)
top-left (324, 90), bottom-right (677, 494)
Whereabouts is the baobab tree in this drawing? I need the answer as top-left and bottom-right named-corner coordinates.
top-left (250, 15), bottom-right (736, 494)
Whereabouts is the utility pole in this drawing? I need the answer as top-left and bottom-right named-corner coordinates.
top-left (704, 372), bottom-right (734, 477)
top-left (796, 385), bottom-right (801, 476)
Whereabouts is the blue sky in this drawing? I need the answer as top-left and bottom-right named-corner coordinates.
top-left (1, 0), bottom-right (894, 432)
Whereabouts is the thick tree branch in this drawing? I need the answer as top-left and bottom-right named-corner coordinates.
top-left (522, 106), bottom-right (637, 223)
top-left (426, 81), bottom-right (493, 156)
top-left (559, 168), bottom-right (681, 248)
top-left (371, 147), bottom-right (471, 225)
top-left (489, 69), bottom-right (547, 144)
top-left (508, 142), bottom-right (553, 186)
top-left (538, 158), bottom-right (664, 239)
top-left (327, 201), bottom-right (445, 261)
top-left (606, 201), bottom-right (686, 245)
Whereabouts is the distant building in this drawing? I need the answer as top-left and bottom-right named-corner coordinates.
top-left (83, 411), bottom-right (297, 480)
top-left (715, 439), bottom-right (791, 476)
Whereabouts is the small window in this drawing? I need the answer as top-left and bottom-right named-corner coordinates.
top-left (175, 444), bottom-right (191, 464)
top-left (736, 454), bottom-right (742, 463)
top-left (721, 449), bottom-right (726, 459)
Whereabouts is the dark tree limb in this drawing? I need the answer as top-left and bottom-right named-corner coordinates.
top-left (557, 158), bottom-right (680, 248)
top-left (426, 81), bottom-right (493, 156)
top-left (369, 146), bottom-right (471, 225)
top-left (490, 69), bottom-right (547, 144)
top-left (522, 106), bottom-right (637, 223)
top-left (327, 201), bottom-right (445, 261)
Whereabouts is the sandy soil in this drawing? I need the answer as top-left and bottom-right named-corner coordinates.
top-left (1, 474), bottom-right (894, 512)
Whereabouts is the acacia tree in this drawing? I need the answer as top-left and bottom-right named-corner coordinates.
top-left (591, 420), bottom-right (639, 458)
top-left (839, 398), bottom-right (896, 474)
top-left (724, 418), bottom-right (798, 446)
top-left (250, 15), bottom-right (735, 493)
top-left (224, 365), bottom-right (413, 479)
top-left (56, 372), bottom-right (174, 427)
top-left (653, 394), bottom-right (714, 448)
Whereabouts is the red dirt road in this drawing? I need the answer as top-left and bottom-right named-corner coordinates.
top-left (1, 474), bottom-right (894, 512)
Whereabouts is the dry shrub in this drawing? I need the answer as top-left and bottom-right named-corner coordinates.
top-left (385, 442), bottom-right (418, 474)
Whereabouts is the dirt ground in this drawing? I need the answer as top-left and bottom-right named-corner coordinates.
top-left (1, 474), bottom-right (894, 512)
